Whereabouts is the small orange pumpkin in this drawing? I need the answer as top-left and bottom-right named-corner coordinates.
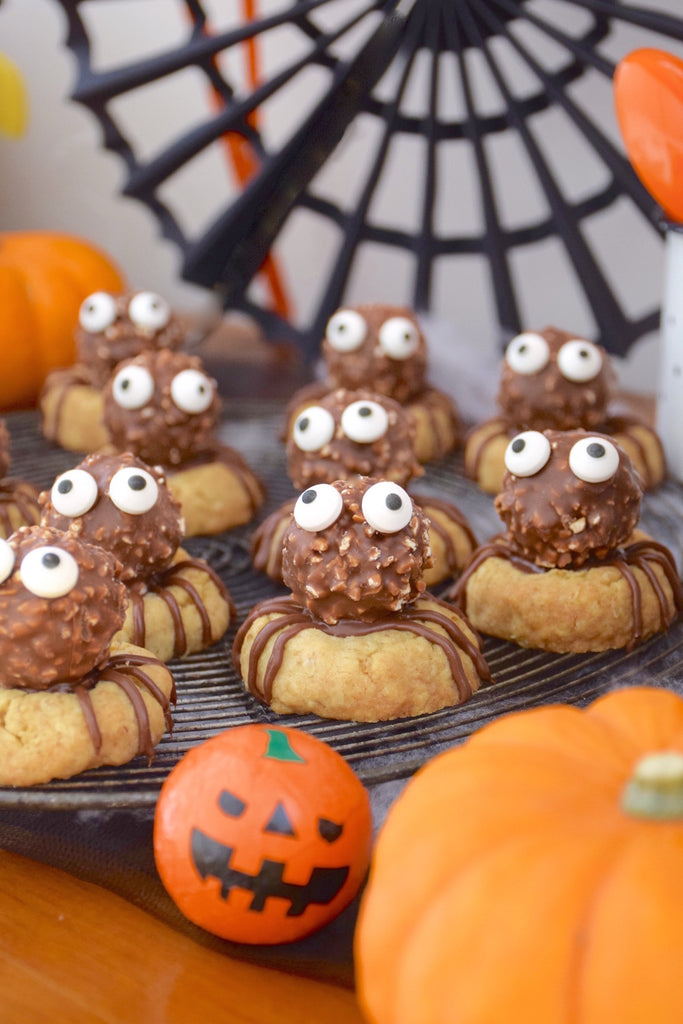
top-left (356, 686), bottom-right (683, 1024)
top-left (154, 724), bottom-right (373, 945)
top-left (0, 231), bottom-right (125, 410)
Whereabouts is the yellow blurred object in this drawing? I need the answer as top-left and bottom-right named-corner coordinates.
top-left (0, 52), bottom-right (28, 137)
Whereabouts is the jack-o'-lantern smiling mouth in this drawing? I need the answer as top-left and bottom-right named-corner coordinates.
top-left (190, 829), bottom-right (349, 916)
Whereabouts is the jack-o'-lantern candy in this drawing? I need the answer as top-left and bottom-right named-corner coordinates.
top-left (153, 724), bottom-right (373, 944)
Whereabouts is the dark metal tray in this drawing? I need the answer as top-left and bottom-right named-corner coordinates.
top-left (1, 405), bottom-right (682, 809)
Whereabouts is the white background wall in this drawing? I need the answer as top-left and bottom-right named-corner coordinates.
top-left (2, 0), bottom-right (683, 398)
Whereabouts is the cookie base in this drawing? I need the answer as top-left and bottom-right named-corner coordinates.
top-left (450, 534), bottom-right (681, 652)
top-left (39, 366), bottom-right (109, 453)
top-left (464, 415), bottom-right (666, 495)
top-left (0, 642), bottom-right (175, 787)
top-left (0, 479), bottom-right (41, 539)
top-left (114, 549), bottom-right (233, 662)
top-left (167, 448), bottom-right (264, 536)
top-left (233, 595), bottom-right (490, 721)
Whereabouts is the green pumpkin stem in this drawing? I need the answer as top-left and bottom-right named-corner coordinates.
top-left (621, 752), bottom-right (683, 820)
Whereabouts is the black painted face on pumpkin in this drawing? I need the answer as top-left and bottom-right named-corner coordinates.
top-left (189, 728), bottom-right (349, 917)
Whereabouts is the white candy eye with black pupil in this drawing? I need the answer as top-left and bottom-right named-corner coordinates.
top-left (128, 291), bottom-right (170, 331)
top-left (293, 406), bottom-right (335, 452)
top-left (51, 469), bottom-right (98, 518)
top-left (362, 481), bottom-right (413, 533)
top-left (557, 339), bottom-right (603, 383)
top-left (378, 317), bottom-right (420, 360)
top-left (504, 431), bottom-right (551, 477)
top-left (568, 437), bottom-right (620, 483)
top-left (293, 484), bottom-right (343, 532)
top-left (341, 400), bottom-right (389, 443)
top-left (170, 369), bottom-right (214, 414)
top-left (108, 467), bottom-right (159, 514)
top-left (325, 309), bottom-right (367, 352)
top-left (79, 292), bottom-right (117, 333)
top-left (0, 538), bottom-right (15, 584)
top-left (111, 365), bottom-right (155, 410)
top-left (505, 332), bottom-right (550, 375)
top-left (19, 546), bottom-right (79, 599)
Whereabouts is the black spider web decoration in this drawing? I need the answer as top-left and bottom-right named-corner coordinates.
top-left (55, 0), bottom-right (683, 360)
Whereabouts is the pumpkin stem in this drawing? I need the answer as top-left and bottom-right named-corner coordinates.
top-left (621, 752), bottom-right (683, 819)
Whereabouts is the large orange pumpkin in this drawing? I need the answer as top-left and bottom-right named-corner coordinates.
top-left (154, 724), bottom-right (373, 945)
top-left (0, 231), bottom-right (125, 410)
top-left (355, 686), bottom-right (683, 1024)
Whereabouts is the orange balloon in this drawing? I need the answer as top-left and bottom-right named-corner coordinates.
top-left (614, 48), bottom-right (683, 222)
top-left (154, 724), bottom-right (373, 945)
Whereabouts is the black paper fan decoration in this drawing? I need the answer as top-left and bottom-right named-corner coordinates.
top-left (55, 0), bottom-right (683, 359)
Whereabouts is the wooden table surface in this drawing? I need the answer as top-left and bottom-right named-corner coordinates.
top-left (0, 849), bottom-right (366, 1024)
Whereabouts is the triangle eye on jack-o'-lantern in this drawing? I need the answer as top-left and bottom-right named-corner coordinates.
top-left (153, 724), bottom-right (373, 944)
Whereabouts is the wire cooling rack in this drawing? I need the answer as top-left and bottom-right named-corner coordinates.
top-left (1, 404), bottom-right (682, 809)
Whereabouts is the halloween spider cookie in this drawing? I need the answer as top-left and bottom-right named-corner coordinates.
top-left (39, 289), bottom-right (185, 452)
top-left (464, 327), bottom-right (666, 492)
top-left (236, 478), bottom-right (491, 721)
top-left (0, 525), bottom-right (175, 787)
top-left (450, 429), bottom-right (682, 652)
top-left (40, 452), bottom-right (234, 663)
top-left (0, 418), bottom-right (40, 538)
top-left (254, 388), bottom-right (475, 586)
top-left (285, 304), bottom-right (461, 462)
top-left (101, 348), bottom-right (264, 536)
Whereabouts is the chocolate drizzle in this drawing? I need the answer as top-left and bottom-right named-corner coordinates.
top-left (417, 495), bottom-right (477, 576)
top-left (233, 595), bottom-right (490, 708)
top-left (40, 365), bottom-right (94, 441)
top-left (0, 479), bottom-right (40, 536)
top-left (66, 652), bottom-right (174, 759)
top-left (128, 556), bottom-right (234, 658)
top-left (450, 537), bottom-right (683, 650)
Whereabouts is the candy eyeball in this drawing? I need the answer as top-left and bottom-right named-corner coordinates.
top-left (170, 368), bottom-right (215, 414)
top-left (340, 399), bottom-right (389, 443)
top-left (50, 469), bottom-right (98, 518)
top-left (79, 291), bottom-right (117, 333)
top-left (111, 364), bottom-right (155, 410)
top-left (568, 436), bottom-right (620, 483)
top-left (293, 406), bottom-right (336, 452)
top-left (293, 484), bottom-right (344, 532)
top-left (108, 467), bottom-right (160, 514)
top-left (504, 431), bottom-right (551, 477)
top-left (0, 538), bottom-right (15, 584)
top-left (128, 291), bottom-right (171, 331)
top-left (378, 317), bottom-right (420, 361)
top-left (557, 339), bottom-right (603, 383)
top-left (325, 309), bottom-right (367, 353)
top-left (361, 481), bottom-right (413, 533)
top-left (19, 546), bottom-right (79, 599)
top-left (505, 332), bottom-right (550, 375)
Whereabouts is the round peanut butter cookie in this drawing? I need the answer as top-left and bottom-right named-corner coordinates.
top-left (465, 328), bottom-right (666, 492)
top-left (39, 365), bottom-right (110, 453)
top-left (41, 453), bottom-right (234, 660)
top-left (233, 595), bottom-right (489, 721)
top-left (0, 642), bottom-right (175, 787)
top-left (102, 349), bottom-right (264, 534)
top-left (0, 418), bottom-right (40, 538)
top-left (115, 548), bottom-right (234, 662)
top-left (239, 478), bottom-right (491, 720)
top-left (252, 495), bottom-right (476, 588)
top-left (450, 429), bottom-right (682, 652)
top-left (0, 526), bottom-right (175, 786)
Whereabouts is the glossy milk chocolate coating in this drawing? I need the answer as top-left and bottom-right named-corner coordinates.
top-left (77, 291), bottom-right (185, 388)
top-left (323, 304), bottom-right (428, 403)
top-left (0, 525), bottom-right (126, 690)
top-left (102, 349), bottom-right (221, 467)
top-left (287, 388), bottom-right (422, 490)
top-left (281, 478), bottom-right (431, 625)
top-left (497, 326), bottom-right (616, 430)
top-left (495, 429), bottom-right (642, 569)
top-left (40, 452), bottom-right (184, 584)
